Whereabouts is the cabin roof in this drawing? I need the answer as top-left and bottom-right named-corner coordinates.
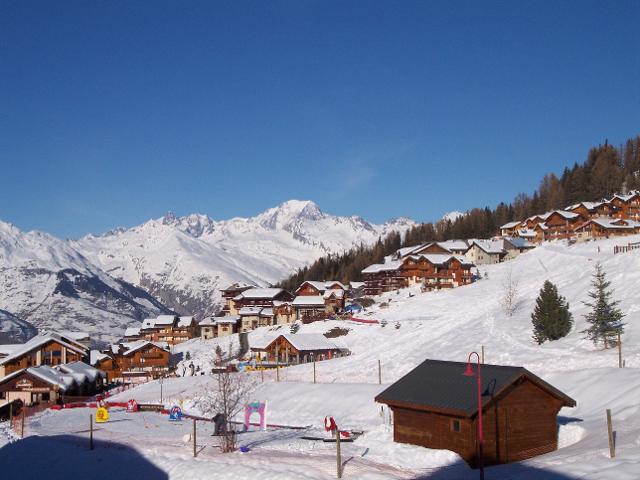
top-left (239, 306), bottom-right (263, 316)
top-left (235, 288), bottom-right (288, 300)
top-left (292, 296), bottom-right (326, 306)
top-left (500, 221), bottom-right (521, 229)
top-left (267, 334), bottom-right (343, 352)
top-left (124, 327), bottom-right (141, 337)
top-left (504, 237), bottom-right (536, 249)
top-left (467, 240), bottom-right (505, 255)
top-left (0, 333), bottom-right (87, 366)
top-left (215, 315), bottom-right (240, 324)
top-left (198, 317), bottom-right (216, 326)
top-left (375, 359), bottom-right (576, 417)
top-left (220, 282), bottom-right (255, 292)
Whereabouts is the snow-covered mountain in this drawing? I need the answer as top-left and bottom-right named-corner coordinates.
top-left (441, 210), bottom-right (465, 223)
top-left (73, 200), bottom-right (415, 317)
top-left (0, 221), bottom-right (173, 344)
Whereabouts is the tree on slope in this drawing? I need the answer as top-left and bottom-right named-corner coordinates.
top-left (582, 263), bottom-right (625, 348)
top-left (531, 280), bottom-right (573, 344)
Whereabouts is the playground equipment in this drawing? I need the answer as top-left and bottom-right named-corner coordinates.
top-left (95, 407), bottom-right (109, 423)
top-left (169, 405), bottom-right (183, 422)
top-left (126, 399), bottom-right (139, 413)
top-left (243, 401), bottom-right (267, 431)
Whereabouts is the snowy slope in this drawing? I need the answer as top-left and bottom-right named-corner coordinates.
top-left (91, 234), bottom-right (640, 479)
top-left (73, 200), bottom-right (415, 317)
top-left (0, 221), bottom-right (172, 344)
top-left (0, 309), bottom-right (37, 343)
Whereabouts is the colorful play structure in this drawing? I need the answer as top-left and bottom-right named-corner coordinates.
top-left (169, 405), bottom-right (183, 421)
top-left (243, 401), bottom-right (267, 431)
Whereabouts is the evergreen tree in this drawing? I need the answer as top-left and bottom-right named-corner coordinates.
top-left (531, 280), bottom-right (573, 344)
top-left (582, 263), bottom-right (625, 348)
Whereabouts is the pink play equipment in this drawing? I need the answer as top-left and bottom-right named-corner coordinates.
top-left (243, 401), bottom-right (267, 431)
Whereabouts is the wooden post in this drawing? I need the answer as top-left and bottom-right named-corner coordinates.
top-left (313, 356), bottom-right (316, 384)
top-left (336, 428), bottom-right (342, 479)
top-left (90, 414), bottom-right (94, 450)
top-left (378, 359), bottom-right (382, 384)
top-left (193, 418), bottom-right (197, 457)
top-left (260, 359), bottom-right (264, 383)
top-left (607, 409), bottom-right (615, 458)
top-left (618, 332), bottom-right (622, 368)
top-left (21, 408), bottom-right (25, 438)
top-left (276, 345), bottom-right (280, 382)
top-left (481, 346), bottom-right (485, 364)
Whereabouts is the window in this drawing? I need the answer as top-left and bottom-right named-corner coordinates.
top-left (451, 419), bottom-right (461, 432)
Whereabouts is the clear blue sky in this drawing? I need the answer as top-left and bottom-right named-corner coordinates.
top-left (1, 1), bottom-right (638, 238)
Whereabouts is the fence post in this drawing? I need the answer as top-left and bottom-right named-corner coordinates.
top-left (336, 428), bottom-right (342, 479)
top-left (313, 356), bottom-right (316, 384)
top-left (193, 418), bottom-right (197, 457)
top-left (618, 332), bottom-right (622, 368)
top-left (607, 409), bottom-right (615, 458)
top-left (90, 414), bottom-right (94, 450)
top-left (378, 359), bottom-right (382, 384)
top-left (21, 408), bottom-right (25, 438)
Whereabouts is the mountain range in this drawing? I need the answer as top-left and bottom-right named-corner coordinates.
top-left (0, 200), bottom-right (414, 343)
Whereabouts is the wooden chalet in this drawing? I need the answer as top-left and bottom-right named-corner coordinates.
top-left (220, 282), bottom-right (255, 315)
top-left (135, 315), bottom-right (198, 346)
top-left (375, 359), bottom-right (576, 467)
top-left (609, 192), bottom-right (640, 220)
top-left (361, 260), bottom-right (405, 296)
top-left (541, 211), bottom-right (585, 241)
top-left (257, 334), bottom-right (348, 365)
top-left (0, 362), bottom-right (105, 406)
top-left (96, 341), bottom-right (170, 383)
top-left (231, 288), bottom-right (294, 312)
top-left (574, 217), bottom-right (640, 242)
top-left (565, 201), bottom-right (612, 219)
top-left (499, 221), bottom-right (522, 237)
top-left (399, 254), bottom-right (474, 291)
top-left (295, 281), bottom-right (348, 311)
top-left (502, 237), bottom-right (536, 260)
top-left (0, 333), bottom-right (89, 377)
top-left (216, 316), bottom-right (240, 338)
top-left (292, 296), bottom-right (327, 322)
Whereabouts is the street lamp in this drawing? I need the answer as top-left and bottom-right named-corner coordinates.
top-left (463, 352), bottom-right (484, 480)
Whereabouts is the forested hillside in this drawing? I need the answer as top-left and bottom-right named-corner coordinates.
top-left (278, 135), bottom-right (640, 291)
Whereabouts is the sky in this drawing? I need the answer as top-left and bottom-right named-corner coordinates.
top-left (1, 1), bottom-right (639, 238)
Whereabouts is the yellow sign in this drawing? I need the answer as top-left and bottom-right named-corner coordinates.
top-left (96, 407), bottom-right (109, 423)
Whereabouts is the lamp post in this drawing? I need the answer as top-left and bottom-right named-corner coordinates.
top-left (463, 352), bottom-right (484, 480)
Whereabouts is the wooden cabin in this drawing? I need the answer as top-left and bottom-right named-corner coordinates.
top-left (292, 296), bottom-right (327, 322)
top-left (232, 288), bottom-right (294, 313)
top-left (574, 217), bottom-right (640, 242)
top-left (398, 254), bottom-right (474, 290)
top-left (0, 362), bottom-right (105, 406)
top-left (99, 341), bottom-right (170, 383)
top-left (220, 282), bottom-right (255, 315)
top-left (500, 221), bottom-right (522, 237)
top-left (295, 281), bottom-right (348, 311)
top-left (361, 260), bottom-right (405, 296)
top-left (135, 315), bottom-right (198, 346)
top-left (260, 334), bottom-right (347, 365)
top-left (502, 237), bottom-right (536, 260)
top-left (376, 359), bottom-right (576, 467)
top-left (0, 334), bottom-right (88, 377)
top-left (542, 211), bottom-right (585, 241)
top-left (609, 192), bottom-right (640, 220)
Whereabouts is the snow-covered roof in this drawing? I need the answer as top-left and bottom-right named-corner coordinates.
top-left (565, 201), bottom-right (603, 211)
top-left (59, 331), bottom-right (89, 342)
top-left (215, 316), bottom-right (240, 324)
top-left (546, 210), bottom-right (581, 221)
top-left (90, 350), bottom-right (111, 365)
top-left (121, 340), bottom-right (169, 356)
top-left (259, 308), bottom-right (274, 317)
top-left (177, 316), bottom-right (194, 327)
top-left (515, 228), bottom-right (537, 238)
top-left (198, 317), bottom-right (216, 326)
top-left (323, 289), bottom-right (344, 299)
top-left (0, 344), bottom-right (21, 356)
top-left (237, 288), bottom-right (287, 299)
top-left (579, 217), bottom-right (640, 230)
top-left (141, 318), bottom-right (156, 329)
top-left (239, 306), bottom-right (263, 316)
top-left (29, 365), bottom-right (76, 391)
top-left (500, 221), bottom-right (521, 229)
top-left (504, 237), bottom-right (536, 249)
top-left (155, 315), bottom-right (177, 325)
top-left (468, 240), bottom-right (505, 255)
top-left (124, 327), bottom-right (141, 337)
top-left (250, 333), bottom-right (279, 350)
top-left (437, 240), bottom-right (469, 252)
top-left (57, 361), bottom-right (106, 382)
top-left (276, 334), bottom-right (344, 352)
top-left (298, 281), bottom-right (327, 292)
top-left (0, 333), bottom-right (87, 367)
top-left (349, 281), bottom-right (365, 289)
top-left (292, 296), bottom-right (326, 306)
top-left (362, 260), bottom-right (403, 274)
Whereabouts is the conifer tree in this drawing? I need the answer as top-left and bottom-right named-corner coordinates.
top-left (582, 263), bottom-right (625, 348)
top-left (531, 280), bottom-right (573, 344)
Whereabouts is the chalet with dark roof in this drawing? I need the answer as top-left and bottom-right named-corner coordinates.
top-left (375, 359), bottom-right (576, 467)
